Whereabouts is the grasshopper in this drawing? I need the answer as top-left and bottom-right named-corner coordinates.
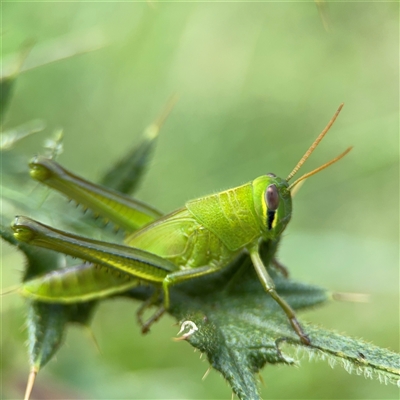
top-left (12, 104), bottom-right (351, 347)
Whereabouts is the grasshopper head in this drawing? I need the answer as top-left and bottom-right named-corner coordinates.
top-left (252, 175), bottom-right (292, 240)
top-left (252, 104), bottom-right (352, 241)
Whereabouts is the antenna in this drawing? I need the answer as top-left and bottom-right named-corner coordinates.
top-left (286, 103), bottom-right (344, 182)
top-left (288, 146), bottom-right (352, 191)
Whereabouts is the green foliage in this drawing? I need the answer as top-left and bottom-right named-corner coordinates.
top-left (2, 101), bottom-right (399, 399)
top-left (171, 278), bottom-right (400, 399)
top-left (2, 3), bottom-right (398, 399)
top-left (0, 75), bottom-right (15, 122)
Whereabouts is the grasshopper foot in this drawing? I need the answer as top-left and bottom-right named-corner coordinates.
top-left (140, 306), bottom-right (165, 334)
top-left (272, 258), bottom-right (289, 278)
top-left (290, 317), bottom-right (311, 345)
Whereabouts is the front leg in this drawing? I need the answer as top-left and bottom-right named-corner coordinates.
top-left (249, 244), bottom-right (310, 345)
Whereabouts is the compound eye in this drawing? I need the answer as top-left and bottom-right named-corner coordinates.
top-left (265, 184), bottom-right (279, 210)
top-left (267, 172), bottom-right (276, 177)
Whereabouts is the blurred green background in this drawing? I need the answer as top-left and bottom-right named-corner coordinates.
top-left (1, 2), bottom-right (398, 399)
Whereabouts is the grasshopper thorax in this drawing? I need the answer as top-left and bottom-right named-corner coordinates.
top-left (252, 174), bottom-right (292, 240)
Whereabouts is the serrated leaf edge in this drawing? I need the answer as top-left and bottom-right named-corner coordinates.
top-left (294, 346), bottom-right (400, 387)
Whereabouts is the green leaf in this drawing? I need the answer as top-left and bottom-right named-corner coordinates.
top-left (3, 90), bottom-right (398, 399)
top-left (1, 41), bottom-right (34, 124)
top-left (0, 75), bottom-right (15, 122)
top-left (294, 326), bottom-right (400, 385)
top-left (122, 241), bottom-right (399, 399)
top-left (99, 124), bottom-right (160, 195)
top-left (0, 120), bottom-right (46, 150)
top-left (160, 263), bottom-right (399, 399)
top-left (0, 97), bottom-right (173, 378)
top-left (164, 260), bottom-right (328, 399)
top-left (1, 224), bottom-right (97, 372)
top-left (26, 302), bottom-right (70, 369)
top-left (1, 32), bottom-right (107, 80)
top-left (100, 95), bottom-right (177, 195)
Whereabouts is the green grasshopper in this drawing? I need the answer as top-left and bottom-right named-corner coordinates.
top-left (12, 104), bottom-right (351, 348)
